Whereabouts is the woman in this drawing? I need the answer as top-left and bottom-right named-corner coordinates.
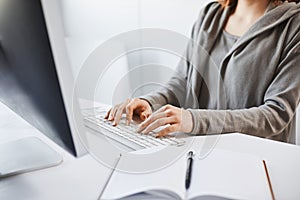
top-left (105, 0), bottom-right (300, 143)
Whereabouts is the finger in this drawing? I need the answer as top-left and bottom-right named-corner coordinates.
top-left (104, 109), bottom-right (111, 119)
top-left (141, 117), bottom-right (177, 134)
top-left (140, 110), bottom-right (151, 121)
top-left (141, 104), bottom-right (171, 122)
top-left (108, 106), bottom-right (118, 121)
top-left (125, 99), bottom-right (139, 125)
top-left (113, 104), bottom-right (126, 126)
top-left (155, 104), bottom-right (172, 114)
top-left (155, 125), bottom-right (178, 138)
top-left (137, 112), bottom-right (167, 132)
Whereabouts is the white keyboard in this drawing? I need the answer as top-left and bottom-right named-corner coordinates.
top-left (84, 113), bottom-right (185, 151)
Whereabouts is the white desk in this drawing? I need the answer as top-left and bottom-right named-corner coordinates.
top-left (1, 102), bottom-right (300, 200)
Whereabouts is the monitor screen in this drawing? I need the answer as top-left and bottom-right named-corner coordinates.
top-left (0, 0), bottom-right (77, 156)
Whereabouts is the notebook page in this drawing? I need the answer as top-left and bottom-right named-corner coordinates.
top-left (189, 149), bottom-right (272, 200)
top-left (102, 154), bottom-right (186, 199)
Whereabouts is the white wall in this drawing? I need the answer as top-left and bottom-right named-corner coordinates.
top-left (61, 0), bottom-right (211, 40)
top-left (60, 0), bottom-right (211, 103)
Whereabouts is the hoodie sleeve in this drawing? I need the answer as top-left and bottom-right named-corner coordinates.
top-left (188, 19), bottom-right (300, 140)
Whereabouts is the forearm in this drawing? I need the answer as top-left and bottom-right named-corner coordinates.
top-left (187, 36), bottom-right (300, 140)
top-left (187, 103), bottom-right (295, 139)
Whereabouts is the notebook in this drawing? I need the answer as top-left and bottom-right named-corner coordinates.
top-left (102, 149), bottom-right (272, 200)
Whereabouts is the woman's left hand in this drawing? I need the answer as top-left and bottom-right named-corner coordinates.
top-left (137, 104), bottom-right (193, 137)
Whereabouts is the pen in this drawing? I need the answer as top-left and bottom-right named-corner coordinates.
top-left (185, 151), bottom-right (194, 190)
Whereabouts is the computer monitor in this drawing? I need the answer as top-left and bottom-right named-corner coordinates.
top-left (0, 0), bottom-right (86, 157)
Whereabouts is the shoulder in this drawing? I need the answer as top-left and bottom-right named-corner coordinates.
top-left (271, 2), bottom-right (300, 32)
top-left (197, 1), bottom-right (222, 22)
top-left (281, 4), bottom-right (300, 53)
top-left (190, 1), bottom-right (223, 39)
top-left (288, 6), bottom-right (300, 29)
top-left (200, 1), bottom-right (222, 14)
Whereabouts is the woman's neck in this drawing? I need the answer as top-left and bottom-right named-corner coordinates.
top-left (234, 0), bottom-right (271, 24)
top-left (224, 0), bottom-right (271, 36)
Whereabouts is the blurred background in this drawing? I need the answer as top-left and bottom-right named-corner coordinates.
top-left (59, 0), bottom-right (211, 104)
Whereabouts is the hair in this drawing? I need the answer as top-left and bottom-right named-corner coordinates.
top-left (218, 0), bottom-right (300, 7)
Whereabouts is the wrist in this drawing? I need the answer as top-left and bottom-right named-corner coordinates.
top-left (182, 109), bottom-right (194, 133)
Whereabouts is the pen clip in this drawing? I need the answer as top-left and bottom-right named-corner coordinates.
top-left (187, 151), bottom-right (194, 158)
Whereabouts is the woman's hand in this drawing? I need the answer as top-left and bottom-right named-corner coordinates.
top-left (105, 98), bottom-right (152, 126)
top-left (137, 104), bottom-right (193, 137)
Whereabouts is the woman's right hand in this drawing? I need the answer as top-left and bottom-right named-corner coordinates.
top-left (104, 98), bottom-right (152, 126)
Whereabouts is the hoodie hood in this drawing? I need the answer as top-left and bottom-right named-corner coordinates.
top-left (231, 2), bottom-right (300, 53)
top-left (197, 1), bottom-right (300, 54)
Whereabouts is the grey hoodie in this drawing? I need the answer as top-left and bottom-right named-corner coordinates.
top-left (142, 2), bottom-right (300, 143)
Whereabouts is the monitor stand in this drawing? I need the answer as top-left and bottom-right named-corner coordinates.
top-left (0, 137), bottom-right (63, 178)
